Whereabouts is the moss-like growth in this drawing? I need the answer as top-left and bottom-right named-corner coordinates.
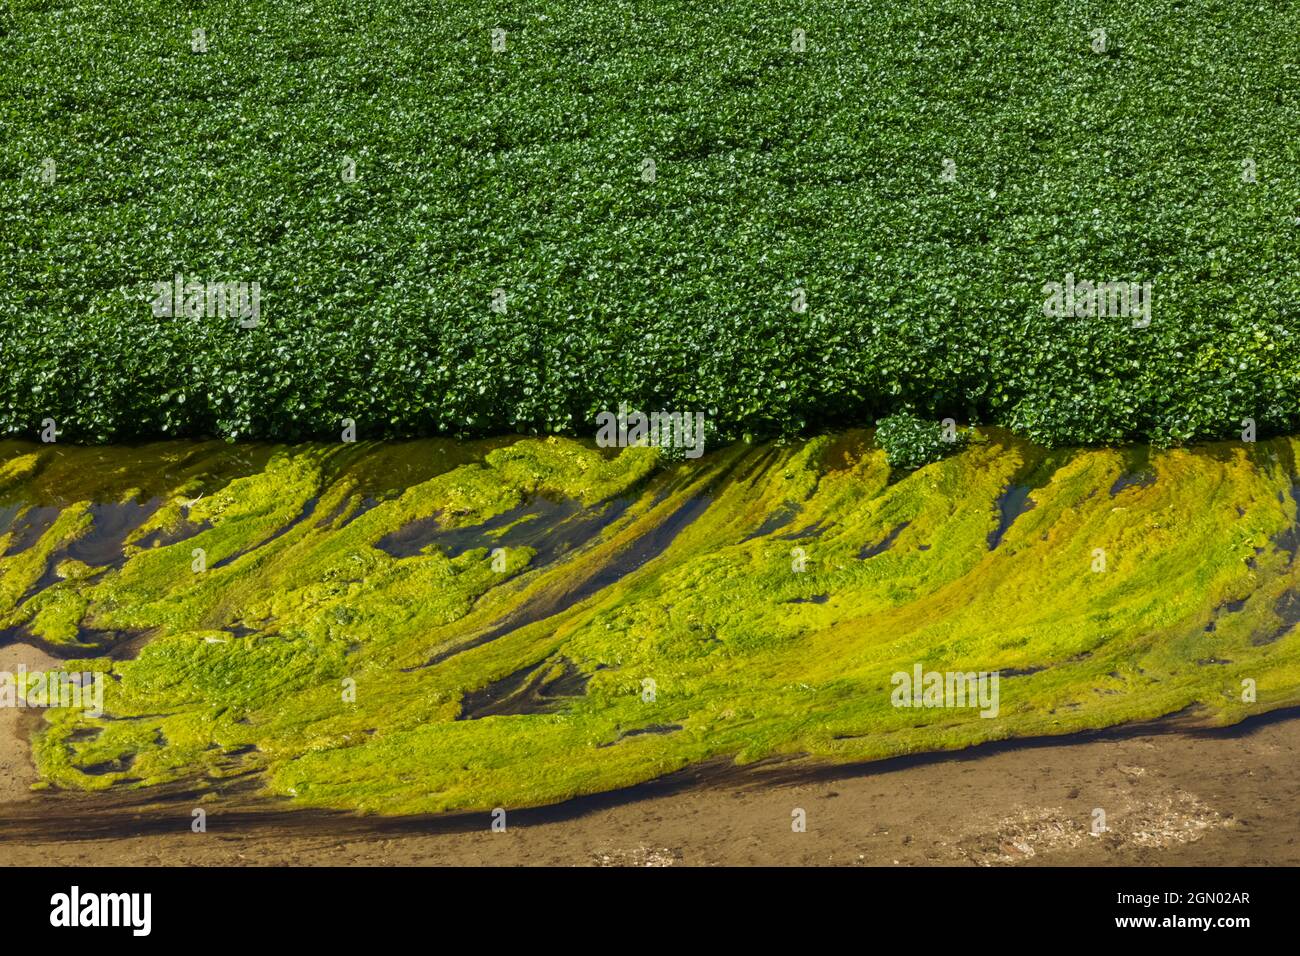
top-left (3, 431), bottom-right (1299, 814)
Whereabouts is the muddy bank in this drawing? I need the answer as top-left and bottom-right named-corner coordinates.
top-left (0, 643), bottom-right (59, 804)
top-left (2, 706), bottom-right (1297, 866)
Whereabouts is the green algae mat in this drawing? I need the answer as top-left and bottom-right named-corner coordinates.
top-left (3, 432), bottom-right (1300, 814)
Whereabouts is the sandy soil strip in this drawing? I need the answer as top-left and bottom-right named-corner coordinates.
top-left (0, 643), bottom-right (60, 805)
top-left (2, 705), bottom-right (1298, 866)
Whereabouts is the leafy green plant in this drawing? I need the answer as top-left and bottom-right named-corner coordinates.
top-left (874, 410), bottom-right (968, 469)
top-left (0, 1), bottom-right (1295, 446)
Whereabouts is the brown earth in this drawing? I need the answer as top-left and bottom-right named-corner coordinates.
top-left (0, 642), bottom-right (59, 806)
top-left (2, 669), bottom-right (1298, 865)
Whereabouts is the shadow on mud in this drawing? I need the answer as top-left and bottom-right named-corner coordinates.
top-left (5, 702), bottom-right (1298, 848)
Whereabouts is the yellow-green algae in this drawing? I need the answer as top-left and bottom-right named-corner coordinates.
top-left (2, 431), bottom-right (1300, 814)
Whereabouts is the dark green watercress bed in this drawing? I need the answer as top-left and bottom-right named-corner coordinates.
top-left (0, 0), bottom-right (1296, 447)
